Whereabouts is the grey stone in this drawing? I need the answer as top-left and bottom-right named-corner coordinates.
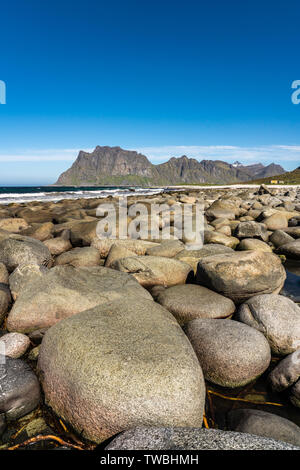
top-left (0, 234), bottom-right (52, 272)
top-left (154, 284), bottom-right (235, 325)
top-left (277, 239), bottom-right (300, 260)
top-left (290, 380), bottom-right (300, 408)
top-left (111, 256), bottom-right (192, 288)
top-left (270, 230), bottom-right (295, 248)
top-left (54, 246), bottom-right (101, 267)
top-left (237, 294), bottom-right (300, 355)
top-left (7, 265), bottom-right (152, 333)
top-left (9, 263), bottom-right (48, 300)
top-left (146, 240), bottom-right (184, 258)
top-left (237, 238), bottom-right (272, 252)
top-left (0, 332), bottom-right (30, 358)
top-left (0, 356), bottom-right (40, 421)
top-left (196, 251), bottom-right (286, 303)
top-left (38, 297), bottom-right (205, 444)
top-left (105, 426), bottom-right (299, 450)
top-left (235, 221), bottom-right (268, 241)
top-left (184, 318), bottom-right (271, 388)
top-left (227, 409), bottom-right (300, 447)
top-left (268, 350), bottom-right (300, 392)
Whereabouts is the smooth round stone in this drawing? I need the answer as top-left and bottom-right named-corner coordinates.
top-left (105, 426), bottom-right (299, 450)
top-left (196, 251), bottom-right (286, 303)
top-left (105, 243), bottom-right (137, 267)
top-left (0, 332), bottom-right (30, 358)
top-left (270, 230), bottom-right (294, 248)
top-left (0, 356), bottom-right (40, 421)
top-left (262, 213), bottom-right (288, 231)
top-left (9, 263), bottom-right (48, 300)
top-left (0, 286), bottom-right (11, 324)
top-left (184, 319), bottom-right (271, 388)
top-left (0, 414), bottom-right (5, 436)
top-left (237, 294), bottom-right (300, 356)
top-left (277, 239), bottom-right (300, 260)
top-left (234, 221), bottom-right (268, 241)
top-left (154, 284), bottom-right (235, 325)
top-left (0, 263), bottom-right (9, 284)
top-left (54, 246), bottom-right (100, 267)
top-left (237, 238), bottom-right (272, 252)
top-left (38, 297), bottom-right (205, 443)
top-left (111, 256), bottom-right (193, 288)
top-left (146, 240), bottom-right (184, 258)
top-left (7, 266), bottom-right (152, 333)
top-left (268, 350), bottom-right (300, 392)
top-left (227, 409), bottom-right (300, 447)
top-left (290, 379), bottom-right (300, 408)
top-left (0, 234), bottom-right (52, 272)
top-left (91, 238), bottom-right (157, 258)
top-left (43, 237), bottom-right (72, 255)
top-left (204, 231), bottom-right (239, 248)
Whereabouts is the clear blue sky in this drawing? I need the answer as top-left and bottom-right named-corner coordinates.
top-left (0, 0), bottom-right (300, 184)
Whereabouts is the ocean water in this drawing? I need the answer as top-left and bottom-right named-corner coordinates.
top-left (0, 185), bottom-right (164, 204)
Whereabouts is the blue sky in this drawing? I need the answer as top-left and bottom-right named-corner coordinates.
top-left (0, 0), bottom-right (300, 184)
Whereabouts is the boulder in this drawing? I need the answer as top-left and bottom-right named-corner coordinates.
top-left (290, 380), bottom-right (300, 408)
top-left (154, 284), bottom-right (235, 325)
top-left (270, 230), bottom-right (298, 249)
top-left (54, 247), bottom-right (100, 267)
top-left (204, 231), bottom-right (239, 248)
top-left (9, 263), bottom-right (48, 301)
top-left (0, 263), bottom-right (9, 284)
top-left (43, 237), bottom-right (72, 255)
top-left (146, 240), bottom-right (184, 258)
top-left (20, 222), bottom-right (54, 241)
top-left (184, 318), bottom-right (271, 387)
top-left (111, 256), bottom-right (193, 288)
top-left (70, 220), bottom-right (99, 246)
top-left (0, 356), bottom-right (40, 421)
top-left (38, 297), bottom-right (206, 443)
top-left (7, 266), bottom-right (152, 333)
top-left (0, 218), bottom-right (29, 233)
top-left (0, 332), bottom-right (30, 358)
top-left (268, 349), bottom-right (300, 392)
top-left (0, 285), bottom-right (11, 325)
top-left (237, 238), bottom-right (272, 252)
top-left (196, 251), bottom-right (286, 303)
top-left (105, 426), bottom-right (298, 450)
top-left (91, 238), bottom-right (157, 258)
top-left (227, 409), bottom-right (300, 447)
top-left (276, 239), bottom-right (300, 260)
top-left (234, 221), bottom-right (268, 241)
top-left (237, 294), bottom-right (300, 355)
top-left (0, 234), bottom-right (52, 272)
top-left (105, 243), bottom-right (137, 267)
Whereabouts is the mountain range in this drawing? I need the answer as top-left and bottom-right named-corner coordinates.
top-left (55, 146), bottom-right (285, 186)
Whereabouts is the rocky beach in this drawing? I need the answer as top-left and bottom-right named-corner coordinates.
top-left (0, 183), bottom-right (300, 450)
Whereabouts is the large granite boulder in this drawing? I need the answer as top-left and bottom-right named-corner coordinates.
top-left (7, 266), bottom-right (152, 333)
top-left (38, 297), bottom-right (206, 443)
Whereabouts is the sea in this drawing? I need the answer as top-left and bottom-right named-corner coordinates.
top-left (0, 185), bottom-right (165, 205)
